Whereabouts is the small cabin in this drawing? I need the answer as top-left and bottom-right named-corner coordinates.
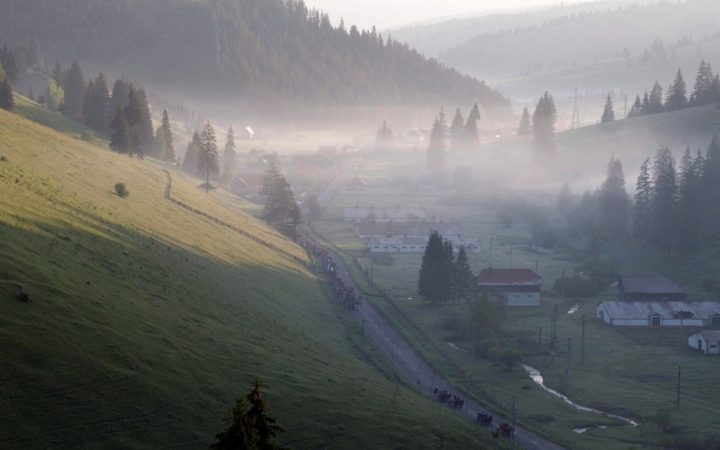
top-left (688, 330), bottom-right (720, 355)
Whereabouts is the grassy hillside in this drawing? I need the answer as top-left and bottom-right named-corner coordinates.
top-left (0, 107), bottom-right (500, 449)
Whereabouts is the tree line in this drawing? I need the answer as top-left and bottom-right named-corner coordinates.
top-left (515, 92), bottom-right (558, 163)
top-left (425, 104), bottom-right (482, 171)
top-left (0, 0), bottom-right (512, 121)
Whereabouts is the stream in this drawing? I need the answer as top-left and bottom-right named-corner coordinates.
top-left (521, 364), bottom-right (638, 433)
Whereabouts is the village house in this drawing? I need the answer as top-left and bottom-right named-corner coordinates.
top-left (367, 236), bottom-right (481, 254)
top-left (618, 269), bottom-right (686, 302)
top-left (596, 301), bottom-right (720, 327)
top-left (342, 205), bottom-right (435, 223)
top-left (474, 268), bottom-right (542, 306)
top-left (687, 330), bottom-right (720, 355)
top-left (354, 221), bottom-right (462, 239)
top-left (346, 177), bottom-right (367, 191)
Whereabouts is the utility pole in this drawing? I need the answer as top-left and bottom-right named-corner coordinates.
top-left (581, 314), bottom-right (586, 363)
top-left (535, 254), bottom-right (539, 274)
top-left (571, 83), bottom-right (581, 129)
top-left (391, 340), bottom-right (395, 365)
top-left (361, 318), bottom-right (367, 350)
top-left (488, 235), bottom-right (494, 265)
top-left (511, 395), bottom-right (516, 447)
top-left (566, 337), bottom-right (572, 378)
top-left (676, 365), bottom-right (681, 409)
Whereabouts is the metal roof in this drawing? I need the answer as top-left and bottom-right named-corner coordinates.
top-left (700, 330), bottom-right (720, 342)
top-left (599, 301), bottom-right (720, 319)
top-left (620, 269), bottom-right (685, 295)
top-left (474, 268), bottom-right (542, 286)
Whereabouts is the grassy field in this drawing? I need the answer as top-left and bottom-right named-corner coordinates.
top-left (311, 130), bottom-right (720, 449)
top-left (0, 103), bottom-right (509, 449)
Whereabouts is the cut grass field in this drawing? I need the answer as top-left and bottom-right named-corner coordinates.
top-left (0, 103), bottom-right (505, 449)
top-left (312, 131), bottom-right (720, 449)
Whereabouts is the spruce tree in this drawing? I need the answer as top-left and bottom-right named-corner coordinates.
top-left (152, 126), bottom-right (166, 160)
top-left (198, 122), bottom-right (220, 192)
top-left (628, 95), bottom-right (642, 118)
top-left (51, 61), bottom-right (64, 87)
top-left (600, 95), bottom-right (615, 123)
top-left (182, 134), bottom-right (200, 174)
top-left (28, 36), bottom-right (44, 70)
top-left (224, 124), bottom-right (236, 160)
top-left (532, 91), bottom-right (557, 163)
top-left (426, 108), bottom-right (448, 170)
top-left (665, 69), bottom-right (687, 111)
top-left (89, 72), bottom-right (111, 133)
top-left (649, 148), bottom-right (677, 251)
top-left (123, 86), bottom-right (142, 129)
top-left (108, 79), bottom-right (129, 130)
top-left (0, 77), bottom-right (14, 111)
top-left (691, 60), bottom-right (714, 105)
top-left (418, 231), bottom-right (449, 305)
top-left (260, 161), bottom-right (283, 209)
top-left (517, 107), bottom-right (531, 136)
top-left (28, 86), bottom-right (34, 102)
top-left (556, 182), bottom-right (573, 217)
top-left (82, 80), bottom-right (95, 123)
top-left (452, 246), bottom-right (474, 303)
top-left (62, 60), bottom-right (86, 120)
top-left (597, 159), bottom-right (629, 236)
top-left (648, 81), bottom-right (663, 114)
top-left (0, 62), bottom-right (4, 84)
top-left (463, 103), bottom-right (481, 150)
top-left (136, 88), bottom-right (154, 149)
top-left (161, 110), bottom-right (175, 162)
top-left (701, 134), bottom-right (720, 210)
top-left (633, 159), bottom-right (652, 241)
top-left (374, 121), bottom-right (394, 151)
top-left (677, 146), bottom-right (701, 250)
top-left (109, 105), bottom-right (130, 155)
top-left (129, 130), bottom-right (143, 159)
top-left (449, 107), bottom-right (464, 151)
top-left (0, 46), bottom-right (18, 85)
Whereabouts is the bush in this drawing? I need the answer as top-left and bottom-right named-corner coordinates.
top-left (0, 156), bottom-right (6, 162)
top-left (81, 130), bottom-right (94, 141)
top-left (653, 407), bottom-right (673, 433)
top-left (114, 182), bottom-right (129, 198)
top-left (498, 347), bottom-right (523, 371)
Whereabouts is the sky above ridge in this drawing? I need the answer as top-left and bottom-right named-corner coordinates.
top-left (303, 0), bottom-right (587, 30)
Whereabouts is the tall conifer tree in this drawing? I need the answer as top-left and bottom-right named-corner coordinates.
top-left (449, 107), bottom-right (465, 151)
top-left (601, 95), bottom-right (615, 123)
top-left (517, 107), bottom-right (531, 136)
top-left (463, 103), bottom-right (481, 151)
top-left (198, 121), bottom-right (220, 192)
top-left (161, 110), bottom-right (175, 162)
top-left (633, 159), bottom-right (652, 241)
top-left (665, 69), bottom-right (687, 111)
top-left (110, 105), bottom-right (130, 155)
top-left (0, 77), bottom-right (14, 111)
top-left (532, 91), bottom-right (557, 163)
top-left (62, 60), bottom-right (86, 120)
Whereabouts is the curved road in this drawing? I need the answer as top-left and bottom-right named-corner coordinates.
top-left (320, 249), bottom-right (567, 450)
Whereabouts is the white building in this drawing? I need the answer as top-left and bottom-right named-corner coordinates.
top-left (688, 330), bottom-right (720, 355)
top-left (597, 301), bottom-right (720, 327)
top-left (367, 236), bottom-right (481, 254)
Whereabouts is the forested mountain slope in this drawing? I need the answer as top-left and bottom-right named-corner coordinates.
top-left (0, 102), bottom-right (495, 449)
top-left (0, 0), bottom-right (511, 121)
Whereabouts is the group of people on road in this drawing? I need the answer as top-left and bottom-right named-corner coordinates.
top-left (300, 237), bottom-right (363, 311)
top-left (433, 386), bottom-right (464, 409)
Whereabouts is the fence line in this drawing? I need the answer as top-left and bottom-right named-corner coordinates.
top-left (161, 170), bottom-right (307, 267)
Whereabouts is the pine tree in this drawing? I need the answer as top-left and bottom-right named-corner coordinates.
top-left (197, 122), bottom-right (220, 192)
top-left (691, 60), bottom-right (714, 105)
top-left (62, 60), bottom-right (86, 120)
top-left (161, 110), bottom-right (175, 162)
top-left (123, 86), bottom-right (142, 129)
top-left (677, 146), bottom-right (701, 250)
top-left (45, 78), bottom-right (64, 112)
top-left (210, 378), bottom-right (287, 450)
top-left (597, 159), bottom-right (629, 236)
top-left (701, 134), bottom-right (720, 210)
top-left (136, 88), bottom-right (154, 149)
top-left (87, 72), bottom-right (111, 133)
top-left (82, 80), bottom-right (95, 123)
top-left (374, 121), bottom-right (393, 151)
top-left (633, 159), bottom-right (652, 241)
top-left (649, 147), bottom-right (677, 251)
top-left (556, 182), bottom-right (573, 217)
top-left (109, 105), bottom-right (130, 154)
top-left (600, 95), bottom-right (615, 123)
top-left (51, 61), bottom-right (64, 87)
top-left (0, 46), bottom-right (19, 85)
top-left (665, 69), bottom-right (687, 111)
top-left (260, 161), bottom-right (282, 203)
top-left (182, 134), bottom-right (200, 174)
top-left (426, 108), bottom-right (448, 170)
top-left (517, 107), bottom-right (531, 136)
top-left (418, 231), bottom-right (450, 305)
top-left (452, 246), bottom-right (474, 303)
top-left (628, 95), bottom-right (642, 118)
top-left (449, 107), bottom-right (464, 151)
top-left (648, 81), bottom-right (663, 114)
top-left (0, 77), bottom-right (14, 111)
top-left (532, 91), bottom-right (557, 163)
top-left (641, 91), bottom-right (650, 115)
top-left (108, 79), bottom-right (129, 130)
top-left (463, 103), bottom-right (481, 151)
top-left (224, 124), bottom-right (236, 160)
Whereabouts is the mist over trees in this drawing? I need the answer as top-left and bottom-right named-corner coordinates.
top-left (532, 92), bottom-right (557, 163)
top-left (0, 0), bottom-right (512, 121)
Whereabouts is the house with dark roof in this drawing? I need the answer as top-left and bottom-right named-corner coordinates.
top-left (688, 330), bottom-right (720, 355)
top-left (474, 268), bottom-right (542, 306)
top-left (618, 269), bottom-right (686, 302)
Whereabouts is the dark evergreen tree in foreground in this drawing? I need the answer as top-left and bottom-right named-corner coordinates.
top-left (210, 378), bottom-right (286, 450)
top-left (418, 231), bottom-right (450, 305)
top-left (449, 107), bottom-right (464, 151)
top-left (597, 157), bottom-right (629, 235)
top-left (198, 121), bottom-right (220, 192)
top-left (108, 79), bottom-right (129, 129)
top-left (373, 120), bottom-right (394, 151)
top-left (532, 91), bottom-right (557, 163)
top-left (62, 60), bottom-right (86, 120)
top-left (517, 107), bottom-right (531, 136)
top-left (665, 69), bottom-right (688, 111)
top-left (451, 246), bottom-right (474, 303)
top-left (649, 147), bottom-right (677, 251)
top-left (632, 158), bottom-right (652, 241)
top-left (601, 96), bottom-right (615, 123)
top-left (109, 105), bottom-right (130, 154)
top-left (426, 108), bottom-right (448, 170)
top-left (161, 109), bottom-right (175, 162)
top-left (0, 77), bottom-right (13, 111)
top-left (463, 103), bottom-right (481, 151)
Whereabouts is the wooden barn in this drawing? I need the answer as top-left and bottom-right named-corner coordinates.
top-left (474, 268), bottom-right (542, 306)
top-left (618, 270), bottom-right (686, 302)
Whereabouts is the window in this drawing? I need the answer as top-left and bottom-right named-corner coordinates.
top-left (373, 246), bottom-right (379, 249)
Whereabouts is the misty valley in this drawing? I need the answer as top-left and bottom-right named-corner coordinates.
top-left (1, 1), bottom-right (720, 450)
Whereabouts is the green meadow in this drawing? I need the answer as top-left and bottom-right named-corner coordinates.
top-left (0, 100), bottom-right (506, 450)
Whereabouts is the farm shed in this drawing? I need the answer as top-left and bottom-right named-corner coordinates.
top-left (597, 301), bottom-right (720, 326)
top-left (354, 221), bottom-right (462, 239)
top-left (687, 330), bottom-right (720, 355)
top-left (368, 236), bottom-right (481, 254)
top-left (342, 206), bottom-right (435, 223)
top-left (618, 269), bottom-right (686, 302)
top-left (474, 268), bottom-right (542, 306)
